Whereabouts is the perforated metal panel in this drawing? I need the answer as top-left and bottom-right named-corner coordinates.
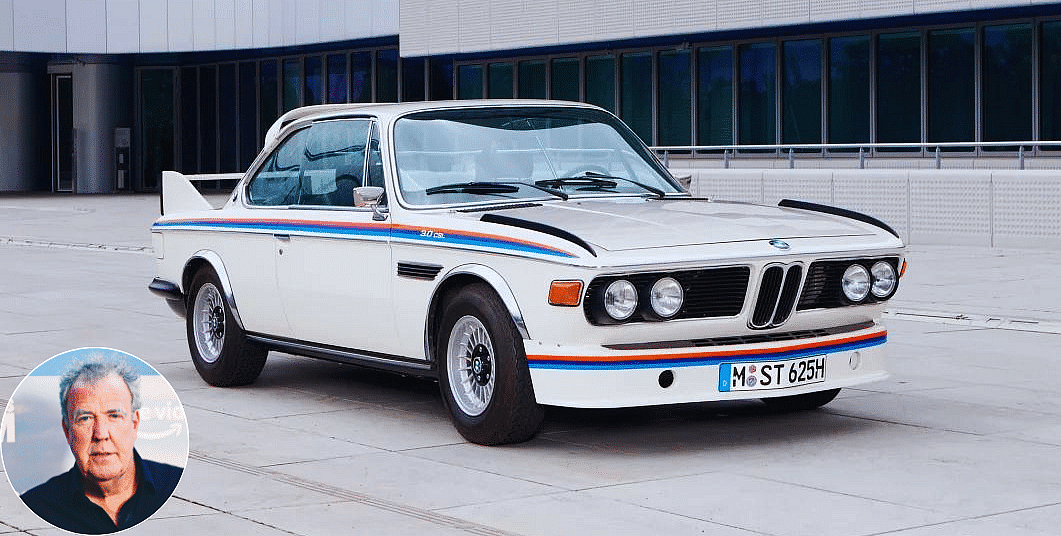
top-left (762, 170), bottom-right (833, 205)
top-left (691, 170), bottom-right (764, 203)
top-left (910, 170), bottom-right (991, 244)
top-left (993, 172), bottom-right (1061, 240)
top-left (833, 171), bottom-right (910, 242)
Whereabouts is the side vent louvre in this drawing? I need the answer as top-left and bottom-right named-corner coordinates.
top-left (749, 264), bottom-right (804, 329)
top-left (397, 262), bottom-right (443, 281)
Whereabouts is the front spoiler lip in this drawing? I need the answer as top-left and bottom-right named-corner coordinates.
top-left (149, 277), bottom-right (186, 317)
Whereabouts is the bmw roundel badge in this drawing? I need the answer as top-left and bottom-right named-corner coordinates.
top-left (769, 239), bottom-right (790, 250)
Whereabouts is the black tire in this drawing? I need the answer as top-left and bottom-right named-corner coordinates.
top-left (186, 268), bottom-right (268, 387)
top-left (437, 283), bottom-right (544, 445)
top-left (761, 388), bottom-right (841, 412)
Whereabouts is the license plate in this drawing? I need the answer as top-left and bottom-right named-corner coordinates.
top-left (719, 356), bottom-right (826, 392)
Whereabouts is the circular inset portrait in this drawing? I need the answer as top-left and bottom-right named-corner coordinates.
top-left (1, 348), bottom-right (188, 534)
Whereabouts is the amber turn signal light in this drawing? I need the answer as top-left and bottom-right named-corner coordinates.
top-left (548, 281), bottom-right (584, 306)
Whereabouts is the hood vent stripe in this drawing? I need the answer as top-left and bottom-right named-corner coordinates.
top-left (480, 213), bottom-right (596, 257)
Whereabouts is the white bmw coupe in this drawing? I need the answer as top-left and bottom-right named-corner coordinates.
top-left (150, 100), bottom-right (904, 444)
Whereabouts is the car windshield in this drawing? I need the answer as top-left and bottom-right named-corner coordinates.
top-left (393, 107), bottom-right (682, 206)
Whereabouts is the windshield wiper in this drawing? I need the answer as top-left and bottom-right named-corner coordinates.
top-left (425, 181), bottom-right (569, 200)
top-left (425, 182), bottom-right (520, 195)
top-left (548, 171), bottom-right (666, 199)
top-left (536, 177), bottom-right (618, 190)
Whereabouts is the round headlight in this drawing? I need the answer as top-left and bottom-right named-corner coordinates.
top-left (603, 280), bottom-right (638, 320)
top-left (871, 261), bottom-right (897, 298)
top-left (841, 264), bottom-right (871, 302)
top-left (650, 277), bottom-right (684, 318)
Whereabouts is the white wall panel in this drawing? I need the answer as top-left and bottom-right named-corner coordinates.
top-left (234, 0), bottom-right (253, 48)
top-left (215, 0), bottom-right (236, 49)
top-left (139, 0), bottom-right (169, 52)
top-left (295, 0), bottom-right (318, 45)
top-left (372, 0), bottom-right (397, 36)
top-left (268, 0), bottom-right (283, 47)
top-left (346, 0), bottom-right (375, 41)
top-left (167, 0), bottom-right (193, 51)
top-left (399, 0), bottom-right (427, 55)
top-left (251, 0), bottom-right (269, 47)
top-left (14, 0), bottom-right (66, 52)
top-left (192, 0), bottom-right (215, 50)
top-left (521, 0), bottom-right (559, 49)
top-left (0, 0), bottom-right (12, 50)
top-left (319, 0), bottom-right (345, 43)
top-left (556, 0), bottom-right (592, 47)
top-left (428, 0), bottom-right (460, 55)
top-left (66, 0), bottom-right (106, 53)
top-left (106, 0), bottom-right (140, 53)
top-left (457, 0), bottom-right (490, 52)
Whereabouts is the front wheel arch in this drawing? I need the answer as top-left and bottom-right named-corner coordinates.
top-left (425, 266), bottom-right (528, 367)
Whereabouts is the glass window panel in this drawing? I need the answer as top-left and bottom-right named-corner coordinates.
top-left (739, 42), bottom-right (776, 146)
top-left (458, 64), bottom-right (483, 99)
top-left (403, 57), bottom-right (426, 102)
top-left (488, 62), bottom-right (514, 99)
top-left (983, 24), bottom-right (1032, 147)
top-left (551, 58), bottom-right (579, 101)
top-left (782, 39), bottom-right (821, 146)
top-left (376, 49), bottom-right (399, 102)
top-left (298, 120), bottom-right (371, 206)
top-left (199, 65), bottom-right (217, 172)
top-left (247, 128), bottom-right (310, 206)
top-left (218, 63), bottom-right (238, 172)
top-left (658, 50), bottom-right (691, 146)
top-left (180, 67), bottom-right (198, 172)
top-left (139, 69), bottom-right (174, 190)
top-left (698, 46), bottom-right (733, 147)
top-left (282, 58), bottom-right (301, 112)
top-left (622, 52), bottom-right (653, 144)
top-left (239, 62), bottom-right (258, 168)
top-left (350, 52), bottom-right (372, 103)
top-left (1043, 22), bottom-right (1061, 144)
top-left (829, 35), bottom-right (869, 147)
top-left (585, 55), bottom-right (615, 112)
top-left (259, 61), bottom-right (278, 149)
top-left (327, 53), bottom-right (348, 103)
top-left (876, 32), bottom-right (921, 148)
top-left (304, 56), bottom-right (323, 106)
top-left (429, 58), bottom-right (453, 100)
top-left (518, 60), bottom-right (547, 99)
top-left (928, 28), bottom-right (974, 145)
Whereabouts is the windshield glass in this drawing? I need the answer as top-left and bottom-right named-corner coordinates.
top-left (393, 107), bottom-right (681, 206)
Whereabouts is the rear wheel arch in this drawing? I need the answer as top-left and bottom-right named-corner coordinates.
top-left (182, 251), bottom-right (246, 331)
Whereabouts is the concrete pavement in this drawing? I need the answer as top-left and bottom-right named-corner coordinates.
top-left (1, 193), bottom-right (1060, 535)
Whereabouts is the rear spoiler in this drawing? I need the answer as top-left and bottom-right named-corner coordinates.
top-left (159, 171), bottom-right (243, 215)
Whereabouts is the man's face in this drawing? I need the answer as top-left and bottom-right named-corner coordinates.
top-left (62, 374), bottom-right (139, 485)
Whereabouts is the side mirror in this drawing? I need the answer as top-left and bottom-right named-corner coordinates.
top-left (354, 186), bottom-right (387, 221)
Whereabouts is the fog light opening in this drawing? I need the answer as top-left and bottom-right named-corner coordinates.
top-left (849, 351), bottom-right (862, 370)
top-left (658, 370), bottom-right (674, 388)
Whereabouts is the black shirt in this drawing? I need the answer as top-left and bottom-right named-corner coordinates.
top-left (20, 450), bottom-right (183, 534)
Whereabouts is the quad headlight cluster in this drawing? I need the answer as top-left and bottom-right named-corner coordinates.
top-left (841, 261), bottom-right (897, 303)
top-left (600, 276), bottom-right (685, 322)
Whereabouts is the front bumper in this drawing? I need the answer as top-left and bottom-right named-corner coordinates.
top-left (524, 323), bottom-right (888, 408)
top-left (149, 277), bottom-right (187, 317)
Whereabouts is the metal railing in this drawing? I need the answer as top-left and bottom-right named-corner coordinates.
top-left (649, 141), bottom-right (1061, 170)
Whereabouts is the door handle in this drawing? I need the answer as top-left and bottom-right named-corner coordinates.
top-left (273, 233), bottom-right (291, 241)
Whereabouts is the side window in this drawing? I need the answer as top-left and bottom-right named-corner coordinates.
top-left (246, 128), bottom-right (310, 206)
top-left (298, 119), bottom-right (371, 207)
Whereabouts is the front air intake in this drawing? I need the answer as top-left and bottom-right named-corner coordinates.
top-left (749, 264), bottom-right (803, 329)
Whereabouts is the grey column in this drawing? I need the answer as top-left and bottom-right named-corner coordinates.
top-left (49, 56), bottom-right (132, 194)
top-left (0, 54), bottom-right (47, 192)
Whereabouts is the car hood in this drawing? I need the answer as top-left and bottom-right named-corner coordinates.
top-left (482, 198), bottom-right (882, 252)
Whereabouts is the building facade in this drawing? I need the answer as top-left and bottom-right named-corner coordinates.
top-left (1, 0), bottom-right (1060, 193)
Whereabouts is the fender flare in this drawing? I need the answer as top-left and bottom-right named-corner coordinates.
top-left (183, 250), bottom-right (248, 331)
top-left (425, 264), bottom-right (531, 363)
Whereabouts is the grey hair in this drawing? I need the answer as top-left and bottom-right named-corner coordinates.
top-left (59, 353), bottom-right (142, 429)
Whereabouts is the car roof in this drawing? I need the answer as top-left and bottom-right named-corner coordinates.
top-left (263, 99), bottom-right (603, 148)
